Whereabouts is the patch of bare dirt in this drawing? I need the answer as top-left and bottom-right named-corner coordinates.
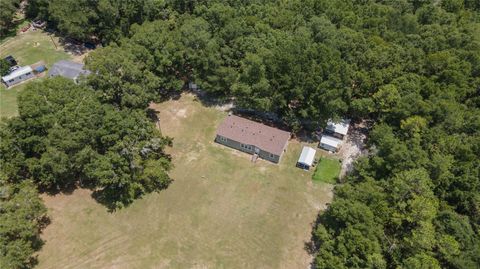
top-left (176, 108), bottom-right (187, 118)
top-left (215, 102), bottom-right (234, 111)
top-left (337, 121), bottom-right (370, 179)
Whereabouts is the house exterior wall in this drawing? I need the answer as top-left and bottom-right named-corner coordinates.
top-left (3, 72), bottom-right (35, 87)
top-left (319, 142), bottom-right (339, 152)
top-left (215, 135), bottom-right (282, 163)
top-left (296, 162), bottom-right (310, 170)
top-left (324, 129), bottom-right (345, 140)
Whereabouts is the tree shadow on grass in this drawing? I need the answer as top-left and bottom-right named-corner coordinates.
top-left (0, 18), bottom-right (27, 43)
top-left (29, 214), bottom-right (50, 269)
top-left (58, 37), bottom-right (88, 56)
top-left (38, 180), bottom-right (80, 196)
top-left (91, 177), bottom-right (173, 212)
top-left (304, 203), bottom-right (333, 269)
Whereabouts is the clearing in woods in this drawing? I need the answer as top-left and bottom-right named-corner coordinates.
top-left (36, 94), bottom-right (334, 269)
top-left (0, 30), bottom-right (72, 118)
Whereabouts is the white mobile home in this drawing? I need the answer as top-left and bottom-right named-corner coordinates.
top-left (296, 146), bottom-right (316, 170)
top-left (1, 66), bottom-right (35, 87)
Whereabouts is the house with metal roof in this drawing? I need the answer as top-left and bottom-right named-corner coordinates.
top-left (215, 114), bottom-right (290, 163)
top-left (49, 60), bottom-right (91, 83)
top-left (1, 66), bottom-right (35, 87)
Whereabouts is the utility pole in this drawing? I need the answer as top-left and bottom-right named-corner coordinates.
top-left (50, 35), bottom-right (58, 50)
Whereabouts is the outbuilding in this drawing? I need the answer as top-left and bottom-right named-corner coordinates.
top-left (319, 135), bottom-right (343, 152)
top-left (325, 119), bottom-right (350, 139)
top-left (296, 146), bottom-right (316, 170)
top-left (1, 66), bottom-right (34, 87)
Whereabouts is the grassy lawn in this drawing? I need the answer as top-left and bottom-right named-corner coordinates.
top-left (312, 158), bottom-right (342, 184)
top-left (36, 94), bottom-right (334, 269)
top-left (0, 83), bottom-right (26, 118)
top-left (0, 30), bottom-right (72, 118)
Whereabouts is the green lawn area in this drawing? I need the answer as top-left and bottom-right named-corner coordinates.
top-left (0, 30), bottom-right (72, 118)
top-left (36, 94), bottom-right (334, 269)
top-left (0, 83), bottom-right (26, 118)
top-left (312, 158), bottom-right (342, 184)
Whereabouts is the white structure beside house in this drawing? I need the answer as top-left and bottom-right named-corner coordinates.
top-left (325, 119), bottom-right (351, 139)
top-left (319, 118), bottom-right (350, 152)
top-left (1, 66), bottom-right (35, 87)
top-left (319, 135), bottom-right (343, 152)
top-left (296, 146), bottom-right (316, 170)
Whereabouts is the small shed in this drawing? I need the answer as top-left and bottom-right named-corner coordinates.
top-left (297, 146), bottom-right (316, 170)
top-left (325, 119), bottom-right (350, 139)
top-left (1, 66), bottom-right (34, 87)
top-left (319, 135), bottom-right (343, 152)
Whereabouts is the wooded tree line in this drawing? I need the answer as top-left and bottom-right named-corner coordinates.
top-left (0, 0), bottom-right (21, 35)
top-left (26, 0), bottom-right (168, 43)
top-left (2, 0), bottom-right (479, 268)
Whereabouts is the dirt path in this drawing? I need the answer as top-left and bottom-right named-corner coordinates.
top-left (337, 121), bottom-right (369, 179)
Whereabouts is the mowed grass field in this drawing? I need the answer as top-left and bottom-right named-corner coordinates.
top-left (312, 158), bottom-right (341, 184)
top-left (0, 30), bottom-right (72, 118)
top-left (36, 94), bottom-right (334, 269)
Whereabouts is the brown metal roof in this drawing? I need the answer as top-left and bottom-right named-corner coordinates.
top-left (216, 115), bottom-right (290, 156)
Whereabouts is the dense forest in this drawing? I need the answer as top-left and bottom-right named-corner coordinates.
top-left (0, 0), bottom-right (21, 36)
top-left (2, 0), bottom-right (480, 268)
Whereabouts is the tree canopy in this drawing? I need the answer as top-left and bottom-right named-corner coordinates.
top-left (26, 0), bottom-right (168, 43)
top-left (0, 78), bottom-right (172, 209)
top-left (0, 180), bottom-right (47, 269)
top-left (0, 0), bottom-right (21, 36)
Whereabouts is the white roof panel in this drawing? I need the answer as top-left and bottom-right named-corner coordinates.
top-left (2, 66), bottom-right (33, 81)
top-left (320, 135), bottom-right (343, 148)
top-left (326, 119), bottom-right (350, 136)
top-left (298, 146), bottom-right (316, 166)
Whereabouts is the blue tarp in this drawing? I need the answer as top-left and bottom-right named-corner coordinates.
top-left (34, 65), bottom-right (46, 72)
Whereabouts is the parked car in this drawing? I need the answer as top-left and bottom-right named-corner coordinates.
top-left (84, 42), bottom-right (96, 49)
top-left (9, 66), bottom-right (20, 72)
top-left (4, 55), bottom-right (17, 66)
top-left (32, 20), bottom-right (46, 29)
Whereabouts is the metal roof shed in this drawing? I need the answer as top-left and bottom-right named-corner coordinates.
top-left (326, 119), bottom-right (350, 137)
top-left (319, 135), bottom-right (343, 152)
top-left (297, 146), bottom-right (316, 170)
